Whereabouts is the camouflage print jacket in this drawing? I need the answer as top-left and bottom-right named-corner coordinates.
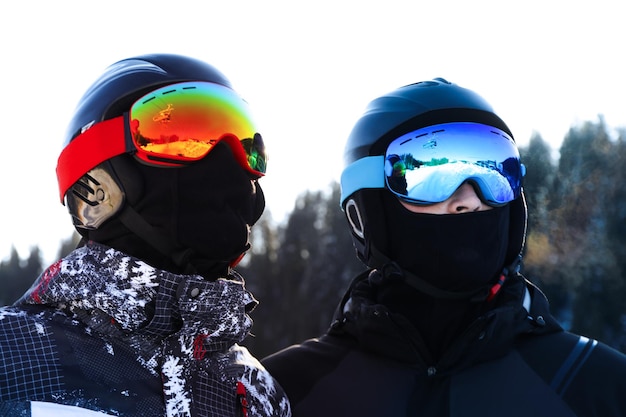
top-left (0, 241), bottom-right (290, 417)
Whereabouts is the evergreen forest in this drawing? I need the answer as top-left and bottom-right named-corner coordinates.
top-left (1, 118), bottom-right (625, 358)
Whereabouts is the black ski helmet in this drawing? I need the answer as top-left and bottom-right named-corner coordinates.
top-left (56, 53), bottom-right (266, 274)
top-left (340, 78), bottom-right (527, 270)
top-left (64, 54), bottom-right (233, 152)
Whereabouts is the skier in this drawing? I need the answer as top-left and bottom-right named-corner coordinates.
top-left (262, 78), bottom-right (626, 416)
top-left (0, 53), bottom-right (290, 417)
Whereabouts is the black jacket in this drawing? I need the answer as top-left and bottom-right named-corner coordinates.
top-left (262, 270), bottom-right (626, 416)
top-left (0, 242), bottom-right (290, 417)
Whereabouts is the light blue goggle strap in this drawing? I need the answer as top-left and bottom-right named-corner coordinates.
top-left (340, 155), bottom-right (385, 205)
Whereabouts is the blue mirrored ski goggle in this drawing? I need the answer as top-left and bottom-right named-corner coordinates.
top-left (341, 122), bottom-right (525, 207)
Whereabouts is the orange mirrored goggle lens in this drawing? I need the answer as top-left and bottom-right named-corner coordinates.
top-left (130, 81), bottom-right (266, 173)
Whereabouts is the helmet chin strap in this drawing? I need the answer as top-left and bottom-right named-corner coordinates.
top-left (117, 205), bottom-right (198, 274)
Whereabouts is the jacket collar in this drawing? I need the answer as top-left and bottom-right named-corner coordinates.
top-left (331, 269), bottom-right (561, 373)
top-left (18, 241), bottom-right (257, 349)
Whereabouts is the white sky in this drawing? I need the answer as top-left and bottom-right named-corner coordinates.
top-left (1, 0), bottom-right (625, 265)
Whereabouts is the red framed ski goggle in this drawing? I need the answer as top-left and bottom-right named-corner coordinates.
top-left (56, 81), bottom-right (266, 202)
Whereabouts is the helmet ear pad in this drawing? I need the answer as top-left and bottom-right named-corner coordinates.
top-left (343, 189), bottom-right (390, 268)
top-left (345, 198), bottom-right (365, 240)
top-left (65, 155), bottom-right (143, 233)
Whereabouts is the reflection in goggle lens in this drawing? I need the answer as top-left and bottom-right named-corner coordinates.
top-left (384, 122), bottom-right (524, 206)
top-left (130, 81), bottom-right (266, 174)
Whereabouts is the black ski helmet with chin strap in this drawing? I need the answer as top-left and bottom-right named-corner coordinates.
top-left (57, 53), bottom-right (266, 274)
top-left (340, 78), bottom-right (527, 272)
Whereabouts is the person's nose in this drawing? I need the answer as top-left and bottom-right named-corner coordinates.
top-left (447, 182), bottom-right (485, 213)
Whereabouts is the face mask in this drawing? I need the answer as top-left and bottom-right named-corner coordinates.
top-left (384, 197), bottom-right (509, 293)
top-left (90, 143), bottom-right (264, 278)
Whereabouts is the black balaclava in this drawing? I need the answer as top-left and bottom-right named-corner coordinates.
top-left (88, 142), bottom-right (264, 279)
top-left (383, 192), bottom-right (510, 294)
top-left (375, 191), bottom-right (510, 360)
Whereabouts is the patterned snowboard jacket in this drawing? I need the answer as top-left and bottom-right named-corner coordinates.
top-left (0, 241), bottom-right (291, 417)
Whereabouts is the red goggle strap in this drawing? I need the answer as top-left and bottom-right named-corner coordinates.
top-left (56, 116), bottom-right (127, 203)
